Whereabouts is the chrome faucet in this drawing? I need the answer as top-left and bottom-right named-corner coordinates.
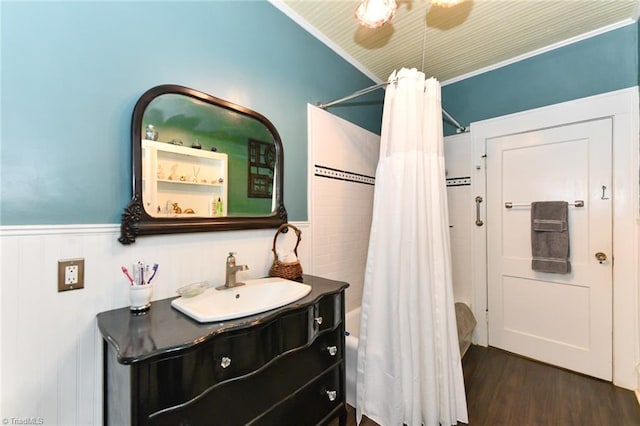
top-left (216, 252), bottom-right (249, 290)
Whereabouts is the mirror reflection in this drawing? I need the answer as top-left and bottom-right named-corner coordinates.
top-left (119, 85), bottom-right (287, 245)
top-left (141, 94), bottom-right (276, 218)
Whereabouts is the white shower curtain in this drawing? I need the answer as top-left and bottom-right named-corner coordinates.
top-left (356, 68), bottom-right (468, 426)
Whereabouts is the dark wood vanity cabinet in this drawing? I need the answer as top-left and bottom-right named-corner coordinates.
top-left (97, 275), bottom-right (348, 426)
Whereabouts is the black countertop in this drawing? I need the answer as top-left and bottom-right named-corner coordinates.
top-left (97, 274), bottom-right (348, 365)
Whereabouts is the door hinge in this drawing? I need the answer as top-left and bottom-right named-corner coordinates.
top-left (485, 310), bottom-right (489, 323)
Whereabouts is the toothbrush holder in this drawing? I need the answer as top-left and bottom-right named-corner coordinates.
top-left (130, 284), bottom-right (153, 311)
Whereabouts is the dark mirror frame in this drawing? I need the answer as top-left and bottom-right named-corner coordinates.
top-left (119, 84), bottom-right (287, 245)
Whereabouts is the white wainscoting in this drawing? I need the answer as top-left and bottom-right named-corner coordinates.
top-left (0, 222), bottom-right (309, 425)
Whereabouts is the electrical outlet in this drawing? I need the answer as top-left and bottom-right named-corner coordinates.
top-left (58, 258), bottom-right (85, 292)
top-left (65, 265), bottom-right (78, 284)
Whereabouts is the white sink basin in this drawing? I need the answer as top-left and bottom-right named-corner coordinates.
top-left (171, 277), bottom-right (312, 323)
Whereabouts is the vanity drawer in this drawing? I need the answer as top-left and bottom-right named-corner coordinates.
top-left (140, 307), bottom-right (343, 421)
top-left (141, 319), bottom-right (280, 417)
top-left (145, 331), bottom-right (343, 425)
top-left (292, 325), bottom-right (344, 378)
top-left (314, 292), bottom-right (343, 333)
top-left (210, 323), bottom-right (281, 381)
top-left (280, 307), bottom-right (315, 351)
top-left (251, 365), bottom-right (344, 426)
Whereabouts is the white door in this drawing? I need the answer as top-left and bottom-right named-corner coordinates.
top-left (486, 118), bottom-right (612, 380)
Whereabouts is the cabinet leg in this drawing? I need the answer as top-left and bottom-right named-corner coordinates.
top-left (338, 405), bottom-right (347, 426)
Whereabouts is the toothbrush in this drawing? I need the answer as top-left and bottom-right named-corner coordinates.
top-left (121, 266), bottom-right (135, 285)
top-left (147, 264), bottom-right (159, 284)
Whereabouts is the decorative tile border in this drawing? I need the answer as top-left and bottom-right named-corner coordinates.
top-left (446, 176), bottom-right (471, 187)
top-left (314, 167), bottom-right (470, 187)
top-left (314, 165), bottom-right (375, 186)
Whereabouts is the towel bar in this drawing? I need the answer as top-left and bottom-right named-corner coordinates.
top-left (505, 200), bottom-right (584, 209)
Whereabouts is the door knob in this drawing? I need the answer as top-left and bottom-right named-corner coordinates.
top-left (595, 252), bottom-right (607, 263)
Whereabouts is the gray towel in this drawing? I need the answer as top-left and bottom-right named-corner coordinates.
top-left (531, 201), bottom-right (571, 274)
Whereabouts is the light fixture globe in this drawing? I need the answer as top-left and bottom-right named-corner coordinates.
top-left (355, 0), bottom-right (397, 29)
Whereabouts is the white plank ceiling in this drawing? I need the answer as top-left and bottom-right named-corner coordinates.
top-left (278, 0), bottom-right (639, 83)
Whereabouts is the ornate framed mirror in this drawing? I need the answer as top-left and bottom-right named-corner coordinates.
top-left (119, 84), bottom-right (287, 244)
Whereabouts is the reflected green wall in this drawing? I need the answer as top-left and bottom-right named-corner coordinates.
top-left (142, 93), bottom-right (274, 216)
top-left (1, 1), bottom-right (383, 225)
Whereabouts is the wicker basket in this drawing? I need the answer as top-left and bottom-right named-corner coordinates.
top-left (269, 223), bottom-right (303, 280)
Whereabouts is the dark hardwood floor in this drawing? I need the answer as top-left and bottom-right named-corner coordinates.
top-left (335, 345), bottom-right (640, 425)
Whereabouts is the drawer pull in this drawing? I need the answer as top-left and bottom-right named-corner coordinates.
top-left (314, 317), bottom-right (323, 325)
top-left (327, 345), bottom-right (338, 356)
top-left (220, 356), bottom-right (232, 369)
top-left (326, 390), bottom-right (337, 402)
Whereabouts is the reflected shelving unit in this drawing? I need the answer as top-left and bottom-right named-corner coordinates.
top-left (142, 139), bottom-right (228, 218)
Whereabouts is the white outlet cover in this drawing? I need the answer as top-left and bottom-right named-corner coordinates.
top-left (65, 265), bottom-right (78, 284)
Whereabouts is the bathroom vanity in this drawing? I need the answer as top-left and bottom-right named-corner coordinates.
top-left (97, 275), bottom-right (348, 426)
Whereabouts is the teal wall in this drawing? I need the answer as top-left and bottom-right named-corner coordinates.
top-left (442, 23), bottom-right (639, 135)
top-left (3, 2), bottom-right (638, 225)
top-left (1, 1), bottom-right (384, 225)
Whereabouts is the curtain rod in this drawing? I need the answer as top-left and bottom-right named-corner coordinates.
top-left (317, 81), bottom-right (468, 133)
